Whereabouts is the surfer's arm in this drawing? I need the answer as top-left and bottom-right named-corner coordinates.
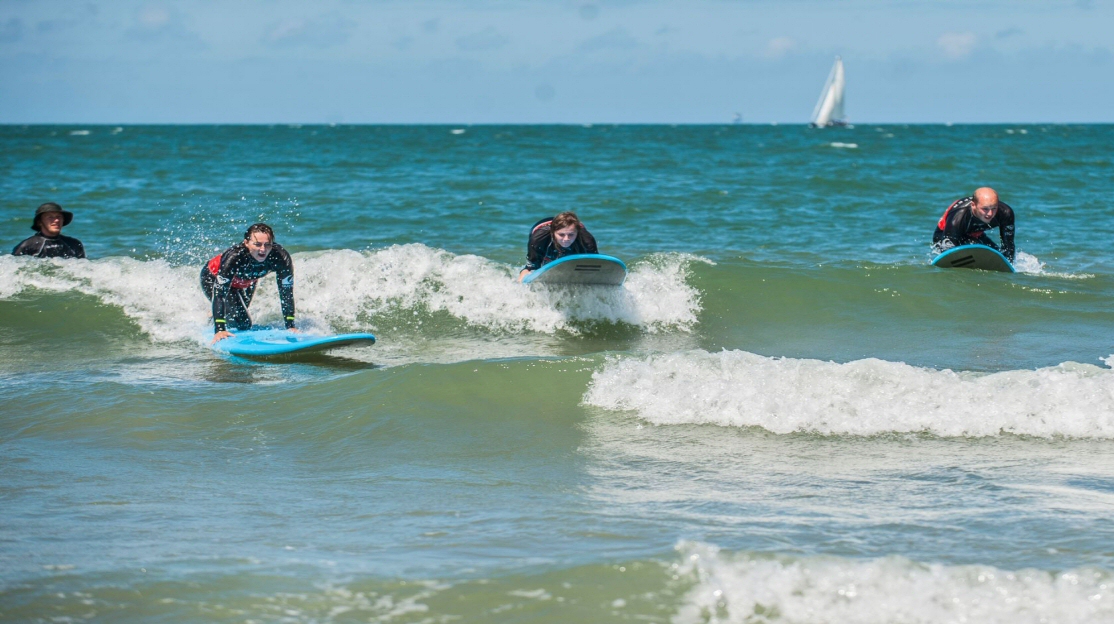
top-left (518, 268), bottom-right (532, 282)
top-left (69, 237), bottom-right (86, 259)
top-left (524, 226), bottom-right (549, 272)
top-left (997, 204), bottom-right (1016, 262)
top-left (274, 251), bottom-right (296, 329)
top-left (579, 228), bottom-right (598, 254)
top-left (211, 258), bottom-right (237, 333)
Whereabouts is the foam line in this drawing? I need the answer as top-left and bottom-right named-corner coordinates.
top-left (673, 541), bottom-right (1113, 624)
top-left (583, 349), bottom-right (1114, 438)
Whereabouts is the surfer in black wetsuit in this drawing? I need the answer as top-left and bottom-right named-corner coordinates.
top-left (517, 211), bottom-right (599, 281)
top-left (200, 223), bottom-right (298, 343)
top-left (11, 202), bottom-right (86, 259)
top-left (932, 187), bottom-right (1015, 262)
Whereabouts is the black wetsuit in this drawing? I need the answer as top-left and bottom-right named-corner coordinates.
top-left (12, 233), bottom-right (85, 259)
top-left (932, 197), bottom-right (1016, 262)
top-left (524, 218), bottom-right (599, 272)
top-left (200, 243), bottom-right (295, 333)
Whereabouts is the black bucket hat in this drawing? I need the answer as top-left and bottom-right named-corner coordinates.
top-left (32, 202), bottom-right (74, 231)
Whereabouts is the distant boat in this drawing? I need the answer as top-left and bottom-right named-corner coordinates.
top-left (810, 56), bottom-right (849, 128)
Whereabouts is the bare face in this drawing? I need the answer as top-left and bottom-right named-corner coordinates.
top-left (38, 212), bottom-right (64, 236)
top-left (972, 200), bottom-right (998, 224)
top-left (553, 224), bottom-right (578, 248)
top-left (245, 232), bottom-right (273, 262)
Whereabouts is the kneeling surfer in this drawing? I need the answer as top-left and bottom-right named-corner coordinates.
top-left (932, 187), bottom-right (1015, 262)
top-left (201, 223), bottom-right (298, 343)
top-left (517, 211), bottom-right (598, 281)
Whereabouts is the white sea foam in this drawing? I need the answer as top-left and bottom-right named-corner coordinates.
top-left (0, 254), bottom-right (211, 342)
top-left (583, 349), bottom-right (1114, 438)
top-left (246, 244), bottom-right (705, 335)
top-left (0, 245), bottom-right (705, 343)
top-left (673, 542), bottom-right (1113, 624)
top-left (829, 142), bottom-right (858, 148)
top-left (1012, 251), bottom-right (1094, 279)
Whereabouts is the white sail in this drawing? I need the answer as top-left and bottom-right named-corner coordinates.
top-left (810, 57), bottom-right (846, 127)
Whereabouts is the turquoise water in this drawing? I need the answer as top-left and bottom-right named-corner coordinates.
top-left (2, 124), bottom-right (1113, 622)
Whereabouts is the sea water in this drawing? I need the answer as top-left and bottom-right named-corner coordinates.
top-left (1, 124), bottom-right (1112, 622)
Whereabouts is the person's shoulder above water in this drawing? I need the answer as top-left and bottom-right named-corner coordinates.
top-left (519, 210), bottom-right (598, 281)
top-left (11, 202), bottom-right (85, 259)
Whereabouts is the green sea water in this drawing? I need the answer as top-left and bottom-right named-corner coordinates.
top-left (2, 124), bottom-right (1113, 622)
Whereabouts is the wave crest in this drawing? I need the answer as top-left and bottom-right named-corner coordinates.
top-left (583, 349), bottom-right (1114, 438)
top-left (674, 541), bottom-right (1113, 624)
top-left (0, 246), bottom-right (706, 341)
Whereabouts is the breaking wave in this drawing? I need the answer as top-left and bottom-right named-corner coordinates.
top-left (583, 349), bottom-right (1114, 438)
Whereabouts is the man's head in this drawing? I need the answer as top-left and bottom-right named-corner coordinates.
top-left (550, 211), bottom-right (583, 249)
top-left (32, 202), bottom-right (74, 235)
top-left (243, 223), bottom-right (275, 262)
top-left (972, 187), bottom-right (1000, 224)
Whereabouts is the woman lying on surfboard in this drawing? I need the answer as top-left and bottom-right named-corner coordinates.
top-left (517, 211), bottom-right (599, 282)
top-left (201, 223), bottom-right (299, 343)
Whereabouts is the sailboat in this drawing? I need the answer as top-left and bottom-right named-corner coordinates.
top-left (810, 56), bottom-right (848, 128)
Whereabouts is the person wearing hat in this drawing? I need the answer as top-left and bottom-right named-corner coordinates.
top-left (12, 202), bottom-right (86, 258)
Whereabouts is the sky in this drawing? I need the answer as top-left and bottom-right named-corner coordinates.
top-left (0, 0), bottom-right (1111, 124)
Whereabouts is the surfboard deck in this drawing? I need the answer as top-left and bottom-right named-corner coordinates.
top-left (212, 329), bottom-right (377, 357)
top-left (522, 254), bottom-right (627, 286)
top-left (931, 244), bottom-right (1015, 273)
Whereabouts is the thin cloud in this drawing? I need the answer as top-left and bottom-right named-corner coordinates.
top-left (37, 5), bottom-right (98, 35)
top-left (764, 36), bottom-right (795, 58)
top-left (124, 4), bottom-right (203, 45)
top-left (579, 28), bottom-right (639, 52)
top-left (0, 18), bottom-right (22, 43)
top-left (455, 26), bottom-right (509, 51)
top-left (262, 14), bottom-right (356, 49)
top-left (937, 31), bottom-right (976, 59)
top-left (996, 27), bottom-right (1023, 39)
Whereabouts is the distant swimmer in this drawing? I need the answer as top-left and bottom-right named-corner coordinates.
top-left (11, 202), bottom-right (86, 259)
top-left (517, 211), bottom-right (599, 282)
top-left (932, 187), bottom-right (1015, 262)
top-left (201, 223), bottom-right (297, 343)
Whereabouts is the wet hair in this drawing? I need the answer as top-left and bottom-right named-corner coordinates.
top-left (243, 223), bottom-right (275, 242)
top-left (550, 211), bottom-right (583, 233)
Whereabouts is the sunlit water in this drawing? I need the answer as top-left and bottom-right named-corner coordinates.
top-left (2, 124), bottom-right (1112, 622)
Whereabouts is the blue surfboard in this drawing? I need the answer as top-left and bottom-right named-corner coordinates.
top-left (212, 329), bottom-right (377, 357)
top-left (931, 244), bottom-right (1015, 273)
top-left (522, 254), bottom-right (627, 286)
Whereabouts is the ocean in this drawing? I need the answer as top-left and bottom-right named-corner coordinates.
top-left (1, 124), bottom-right (1112, 623)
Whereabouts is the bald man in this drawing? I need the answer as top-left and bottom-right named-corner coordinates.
top-left (932, 187), bottom-right (1015, 262)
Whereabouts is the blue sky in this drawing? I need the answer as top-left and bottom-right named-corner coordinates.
top-left (1, 0), bottom-right (1110, 123)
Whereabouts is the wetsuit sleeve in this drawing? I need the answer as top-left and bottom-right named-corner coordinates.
top-left (579, 228), bottom-right (598, 254)
top-left (997, 204), bottom-right (1016, 262)
top-left (273, 248), bottom-right (296, 329)
top-left (11, 237), bottom-right (36, 256)
top-left (942, 205), bottom-right (970, 245)
top-left (525, 226), bottom-right (549, 271)
top-left (72, 238), bottom-right (86, 259)
top-left (211, 250), bottom-right (238, 333)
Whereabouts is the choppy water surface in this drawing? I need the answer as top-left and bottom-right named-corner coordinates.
top-left (2, 124), bottom-right (1113, 622)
